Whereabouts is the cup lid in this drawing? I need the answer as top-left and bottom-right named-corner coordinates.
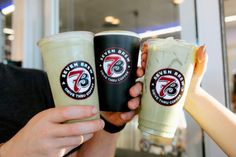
top-left (147, 37), bottom-right (195, 47)
top-left (95, 30), bottom-right (140, 38)
top-left (38, 31), bottom-right (94, 47)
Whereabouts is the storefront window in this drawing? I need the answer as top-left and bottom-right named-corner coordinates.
top-left (59, 0), bottom-right (199, 156)
top-left (0, 0), bottom-right (15, 65)
top-left (59, 0), bottom-right (180, 39)
top-left (224, 0), bottom-right (236, 113)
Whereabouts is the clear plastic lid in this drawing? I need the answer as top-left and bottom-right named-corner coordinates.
top-left (146, 37), bottom-right (195, 47)
top-left (38, 31), bottom-right (94, 47)
top-left (95, 30), bottom-right (140, 38)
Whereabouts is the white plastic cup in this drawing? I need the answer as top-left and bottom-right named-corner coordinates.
top-left (138, 37), bottom-right (196, 138)
top-left (38, 31), bottom-right (100, 121)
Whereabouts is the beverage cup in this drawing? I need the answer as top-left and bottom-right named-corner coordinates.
top-left (138, 37), bottom-right (196, 138)
top-left (94, 30), bottom-right (140, 112)
top-left (38, 31), bottom-right (100, 121)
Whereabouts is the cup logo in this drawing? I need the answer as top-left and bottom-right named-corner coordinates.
top-left (60, 61), bottom-right (95, 100)
top-left (150, 68), bottom-right (185, 106)
top-left (99, 47), bottom-right (131, 83)
top-left (103, 54), bottom-right (126, 77)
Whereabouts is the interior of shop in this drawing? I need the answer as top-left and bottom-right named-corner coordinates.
top-left (0, 0), bottom-right (236, 157)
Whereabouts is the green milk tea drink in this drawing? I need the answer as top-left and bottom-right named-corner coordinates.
top-left (38, 31), bottom-right (100, 121)
top-left (138, 37), bottom-right (196, 138)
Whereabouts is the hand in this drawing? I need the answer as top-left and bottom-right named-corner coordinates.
top-left (0, 105), bottom-right (104, 157)
top-left (101, 82), bottom-right (142, 126)
top-left (101, 45), bottom-right (147, 126)
top-left (187, 46), bottom-right (208, 92)
top-left (184, 45), bottom-right (208, 106)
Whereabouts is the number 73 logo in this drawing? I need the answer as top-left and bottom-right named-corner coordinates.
top-left (157, 76), bottom-right (179, 99)
top-left (103, 54), bottom-right (126, 78)
top-left (150, 69), bottom-right (185, 106)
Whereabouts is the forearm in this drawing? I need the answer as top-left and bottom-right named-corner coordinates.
top-left (185, 88), bottom-right (236, 156)
top-left (76, 130), bottom-right (119, 157)
top-left (0, 143), bottom-right (3, 157)
top-left (0, 142), bottom-right (14, 157)
top-left (0, 140), bottom-right (13, 157)
top-left (0, 133), bottom-right (27, 157)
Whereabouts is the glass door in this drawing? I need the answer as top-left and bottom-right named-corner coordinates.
top-left (224, 0), bottom-right (236, 113)
top-left (59, 1), bottom-right (203, 157)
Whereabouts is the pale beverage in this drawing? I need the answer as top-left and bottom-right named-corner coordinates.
top-left (38, 31), bottom-right (99, 121)
top-left (138, 37), bottom-right (196, 138)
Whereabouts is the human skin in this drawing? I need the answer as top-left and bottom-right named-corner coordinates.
top-left (0, 72), bottom-right (143, 157)
top-left (140, 43), bottom-right (236, 157)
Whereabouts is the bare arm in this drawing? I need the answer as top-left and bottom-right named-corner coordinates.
top-left (185, 88), bottom-right (236, 157)
top-left (184, 46), bottom-right (236, 157)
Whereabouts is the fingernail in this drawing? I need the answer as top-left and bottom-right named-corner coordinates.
top-left (84, 134), bottom-right (94, 140)
top-left (92, 107), bottom-right (98, 114)
top-left (197, 45), bottom-right (206, 63)
top-left (133, 87), bottom-right (140, 96)
top-left (142, 61), bottom-right (146, 67)
top-left (100, 120), bottom-right (105, 128)
top-left (137, 68), bottom-right (144, 76)
top-left (202, 45), bottom-right (206, 53)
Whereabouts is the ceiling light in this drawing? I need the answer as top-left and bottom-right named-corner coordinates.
top-left (172, 0), bottom-right (184, 5)
top-left (2, 4), bottom-right (15, 15)
top-left (225, 15), bottom-right (236, 23)
top-left (112, 19), bottom-right (120, 25)
top-left (104, 16), bottom-right (120, 26)
top-left (3, 28), bottom-right (14, 34)
top-left (8, 35), bottom-right (14, 41)
top-left (105, 16), bottom-right (114, 23)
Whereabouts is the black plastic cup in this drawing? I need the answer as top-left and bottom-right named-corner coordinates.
top-left (94, 30), bottom-right (140, 112)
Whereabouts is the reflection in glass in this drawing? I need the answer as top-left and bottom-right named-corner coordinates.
top-left (59, 0), bottom-right (180, 38)
top-left (224, 0), bottom-right (236, 113)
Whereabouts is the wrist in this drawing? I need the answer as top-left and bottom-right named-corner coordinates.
top-left (100, 116), bottom-right (126, 134)
top-left (185, 87), bottom-right (204, 110)
top-left (0, 138), bottom-right (24, 157)
top-left (0, 143), bottom-right (7, 157)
